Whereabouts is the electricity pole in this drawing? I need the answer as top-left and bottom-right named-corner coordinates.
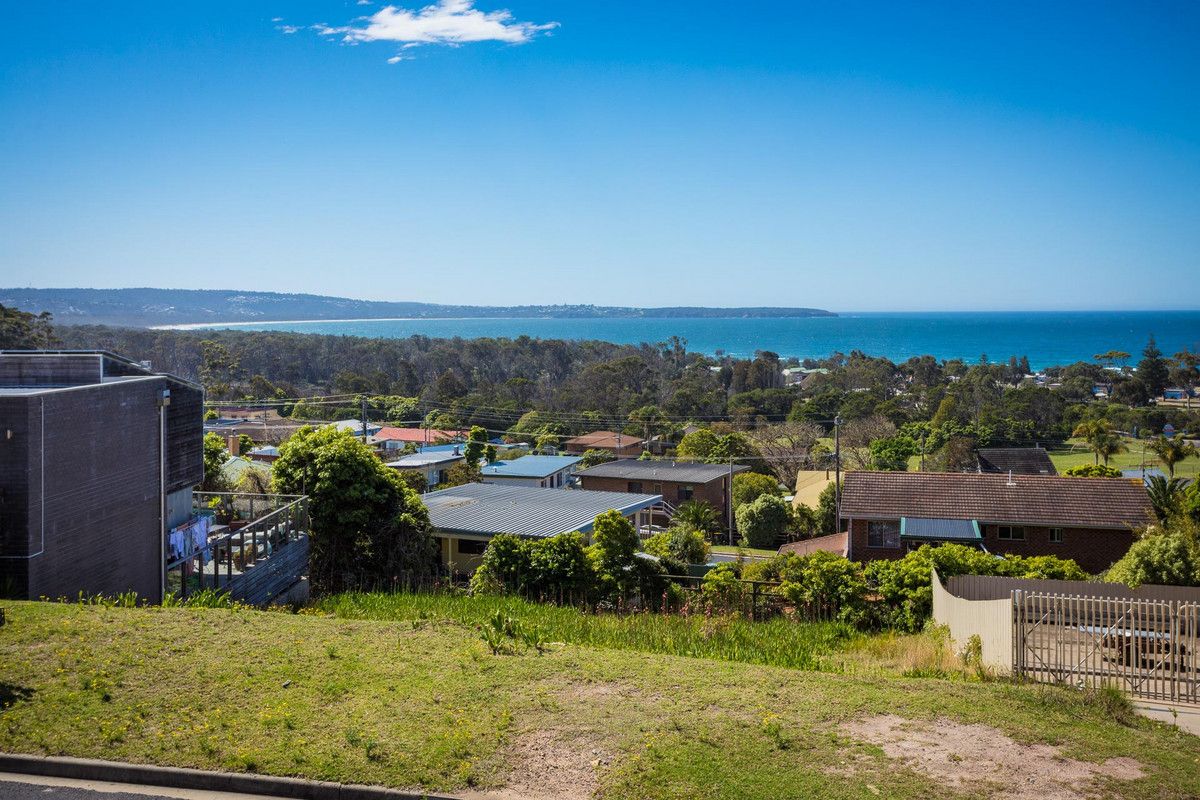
top-left (360, 396), bottom-right (369, 443)
top-left (834, 416), bottom-right (843, 533)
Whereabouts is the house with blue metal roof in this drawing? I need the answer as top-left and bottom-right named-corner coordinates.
top-left (480, 455), bottom-right (582, 488)
top-left (423, 482), bottom-right (661, 574)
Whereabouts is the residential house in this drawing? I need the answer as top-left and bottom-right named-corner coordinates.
top-left (563, 431), bottom-right (646, 457)
top-left (839, 471), bottom-right (1154, 573)
top-left (371, 426), bottom-right (467, 452)
top-left (975, 447), bottom-right (1057, 476)
top-left (0, 350), bottom-right (203, 602)
top-left (575, 459), bottom-right (749, 527)
top-left (423, 482), bottom-right (661, 574)
top-left (480, 455), bottom-right (581, 488)
top-left (329, 419), bottom-right (383, 438)
top-left (385, 449), bottom-right (465, 490)
top-left (246, 445), bottom-right (280, 463)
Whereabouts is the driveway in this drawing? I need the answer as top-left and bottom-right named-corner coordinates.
top-left (0, 773), bottom-right (298, 800)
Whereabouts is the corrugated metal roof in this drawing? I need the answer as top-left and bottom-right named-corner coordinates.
top-left (423, 483), bottom-right (662, 538)
top-left (900, 517), bottom-right (981, 540)
top-left (481, 455), bottom-right (582, 478)
top-left (576, 459), bottom-right (749, 483)
top-left (386, 451), bottom-right (465, 468)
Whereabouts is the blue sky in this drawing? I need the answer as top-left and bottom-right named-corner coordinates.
top-left (1, 1), bottom-right (1197, 311)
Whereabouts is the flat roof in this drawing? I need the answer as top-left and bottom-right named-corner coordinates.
top-left (576, 459), bottom-right (750, 483)
top-left (423, 482), bottom-right (662, 538)
top-left (481, 455), bottom-right (582, 478)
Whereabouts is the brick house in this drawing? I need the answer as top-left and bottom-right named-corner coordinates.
top-left (563, 431), bottom-right (646, 458)
top-left (840, 471), bottom-right (1154, 573)
top-left (575, 459), bottom-right (748, 529)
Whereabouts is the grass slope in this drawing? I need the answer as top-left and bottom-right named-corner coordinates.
top-left (2, 601), bottom-right (1199, 799)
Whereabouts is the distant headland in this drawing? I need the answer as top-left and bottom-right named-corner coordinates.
top-left (0, 288), bottom-right (835, 328)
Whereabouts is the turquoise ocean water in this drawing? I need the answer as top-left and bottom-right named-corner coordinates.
top-left (186, 311), bottom-right (1200, 370)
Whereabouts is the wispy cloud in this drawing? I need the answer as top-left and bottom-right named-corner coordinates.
top-left (305, 0), bottom-right (558, 62)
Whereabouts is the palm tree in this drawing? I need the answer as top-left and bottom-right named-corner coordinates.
top-left (1146, 475), bottom-right (1188, 522)
top-left (1072, 420), bottom-right (1126, 465)
top-left (1148, 436), bottom-right (1198, 478)
top-left (673, 500), bottom-right (721, 534)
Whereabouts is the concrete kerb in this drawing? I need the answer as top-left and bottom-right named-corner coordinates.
top-left (0, 754), bottom-right (463, 800)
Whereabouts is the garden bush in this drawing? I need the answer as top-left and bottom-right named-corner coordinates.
top-left (1106, 521), bottom-right (1200, 587)
top-left (644, 525), bottom-right (711, 565)
top-left (736, 495), bottom-right (793, 549)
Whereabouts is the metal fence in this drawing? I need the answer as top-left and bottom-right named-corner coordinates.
top-left (1013, 590), bottom-right (1199, 702)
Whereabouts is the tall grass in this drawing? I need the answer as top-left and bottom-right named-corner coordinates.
top-left (317, 592), bottom-right (858, 671)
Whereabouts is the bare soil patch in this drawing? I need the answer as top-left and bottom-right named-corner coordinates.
top-left (841, 714), bottom-right (1144, 800)
top-left (462, 728), bottom-right (609, 800)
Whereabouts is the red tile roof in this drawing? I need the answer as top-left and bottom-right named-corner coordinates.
top-left (373, 427), bottom-right (466, 443)
top-left (840, 471), bottom-right (1154, 530)
top-left (565, 431), bottom-right (646, 449)
top-left (778, 532), bottom-right (848, 557)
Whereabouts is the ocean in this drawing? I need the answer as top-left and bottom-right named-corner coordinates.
top-left (178, 310), bottom-right (1200, 370)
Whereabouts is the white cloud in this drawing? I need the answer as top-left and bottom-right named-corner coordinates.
top-left (277, 24), bottom-right (302, 34)
top-left (312, 0), bottom-right (558, 61)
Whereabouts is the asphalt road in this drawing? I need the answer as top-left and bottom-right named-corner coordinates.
top-left (0, 775), bottom-right (290, 800)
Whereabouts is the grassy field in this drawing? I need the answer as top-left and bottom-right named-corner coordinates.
top-left (1045, 439), bottom-right (1200, 478)
top-left (904, 438), bottom-right (1200, 477)
top-left (2, 600), bottom-right (1199, 799)
top-left (709, 545), bottom-right (777, 559)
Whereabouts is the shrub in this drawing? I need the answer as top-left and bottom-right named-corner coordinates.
top-left (1107, 524), bottom-right (1200, 588)
top-left (736, 495), bottom-right (793, 549)
top-left (645, 525), bottom-right (711, 565)
top-left (778, 551), bottom-right (868, 625)
top-left (1064, 464), bottom-right (1123, 478)
top-left (471, 532), bottom-right (595, 601)
top-left (866, 544), bottom-right (1088, 632)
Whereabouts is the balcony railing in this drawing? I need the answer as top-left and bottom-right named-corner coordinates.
top-left (166, 492), bottom-right (309, 602)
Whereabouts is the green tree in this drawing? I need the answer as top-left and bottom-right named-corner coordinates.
top-left (201, 432), bottom-right (231, 492)
top-left (1136, 335), bottom-right (1170, 398)
top-left (732, 472), bottom-right (781, 510)
top-left (578, 448), bottom-right (616, 469)
top-left (736, 494), bottom-right (792, 549)
top-left (674, 500), bottom-right (721, 534)
top-left (869, 435), bottom-right (916, 471)
top-left (588, 510), bottom-right (651, 598)
top-left (272, 426), bottom-right (434, 594)
top-left (198, 340), bottom-right (241, 398)
top-left (442, 459), bottom-right (482, 487)
top-left (814, 482), bottom-right (839, 536)
top-left (464, 425), bottom-right (489, 465)
top-left (0, 304), bottom-right (56, 349)
top-left (1148, 435), bottom-right (1197, 478)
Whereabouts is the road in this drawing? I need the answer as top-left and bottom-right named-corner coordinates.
top-left (0, 774), bottom-right (297, 800)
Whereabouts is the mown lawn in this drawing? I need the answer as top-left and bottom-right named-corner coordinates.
top-left (1046, 439), bottom-right (1200, 478)
top-left (2, 600), bottom-right (1199, 799)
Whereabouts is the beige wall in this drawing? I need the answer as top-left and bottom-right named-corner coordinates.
top-left (438, 534), bottom-right (490, 575)
top-left (931, 568), bottom-right (1013, 674)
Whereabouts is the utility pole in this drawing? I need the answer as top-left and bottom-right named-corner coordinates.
top-left (728, 455), bottom-right (735, 547)
top-left (360, 396), bottom-right (369, 443)
top-left (834, 415), bottom-right (843, 533)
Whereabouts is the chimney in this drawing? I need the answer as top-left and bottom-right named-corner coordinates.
top-left (1006, 469), bottom-right (1016, 488)
top-left (227, 433), bottom-right (240, 457)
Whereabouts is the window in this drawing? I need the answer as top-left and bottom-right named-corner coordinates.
top-left (628, 481), bottom-right (644, 493)
top-left (1049, 527), bottom-right (1064, 544)
top-left (867, 520), bottom-right (900, 549)
top-left (677, 484), bottom-right (695, 501)
top-left (652, 482), bottom-right (662, 494)
top-left (456, 539), bottom-right (488, 556)
top-left (998, 525), bottom-right (1026, 541)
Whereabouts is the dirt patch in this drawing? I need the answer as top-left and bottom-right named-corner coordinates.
top-left (557, 679), bottom-right (660, 704)
top-left (841, 714), bottom-right (1144, 800)
top-left (462, 728), bottom-right (609, 800)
